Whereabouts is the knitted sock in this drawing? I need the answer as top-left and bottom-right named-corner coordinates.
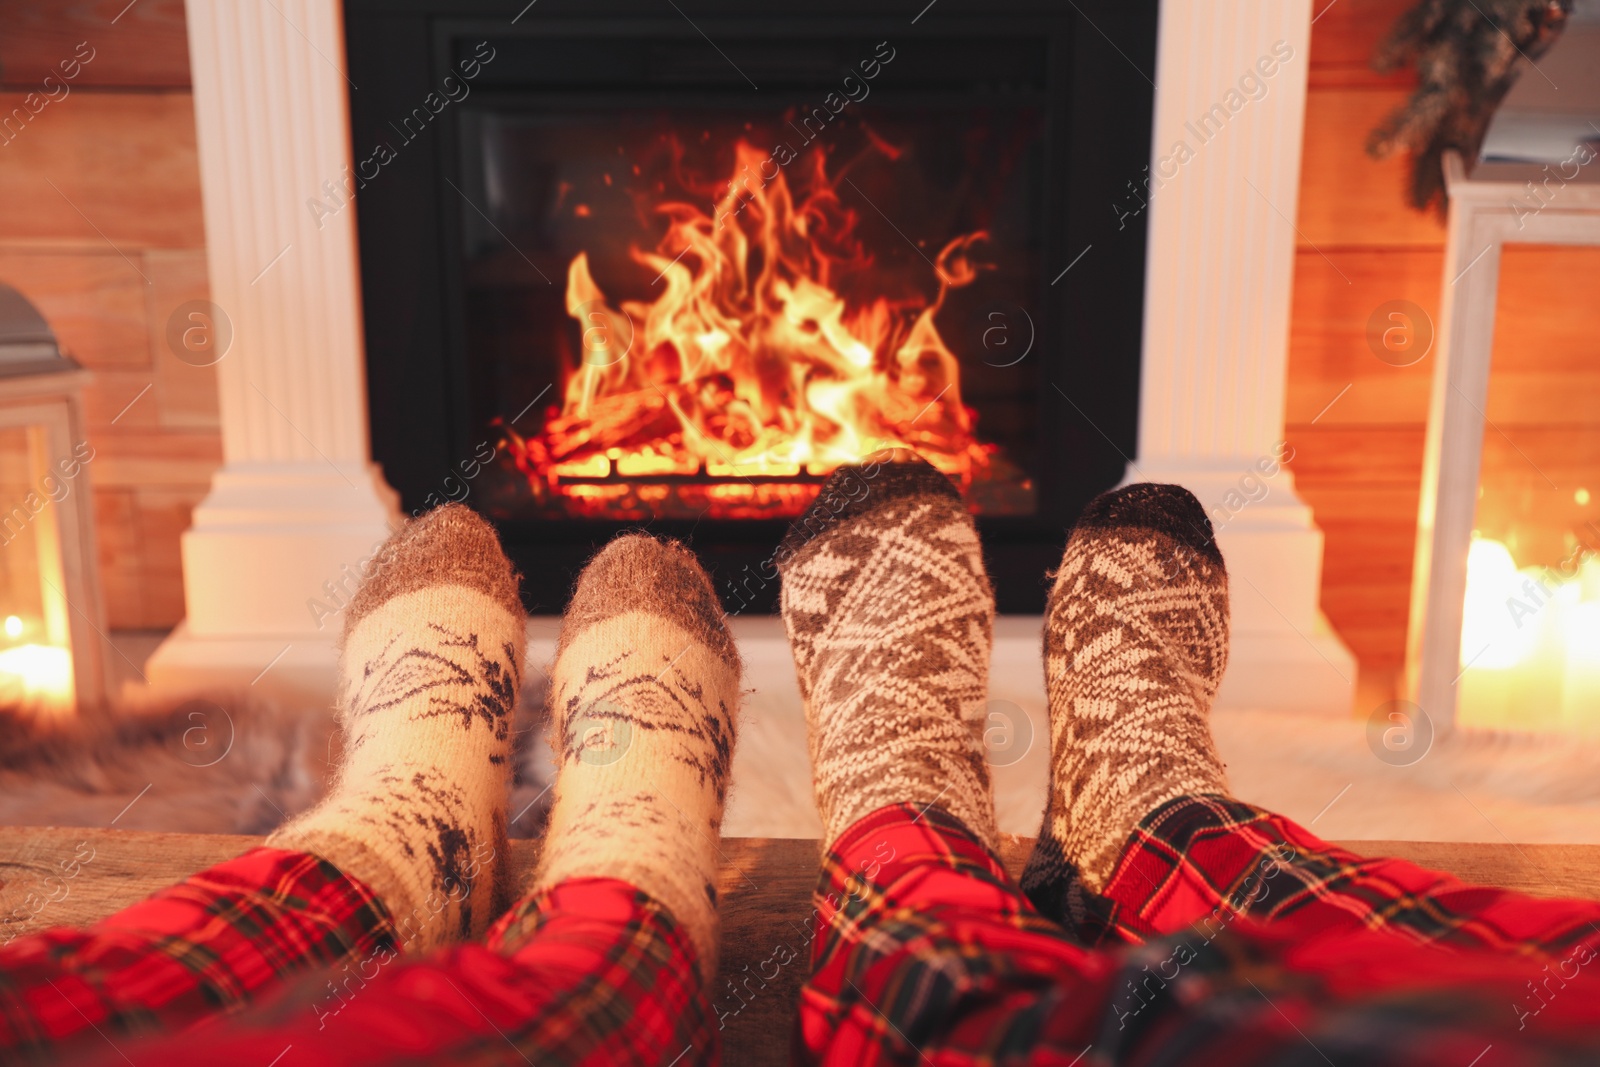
top-left (268, 505), bottom-right (525, 952)
top-left (778, 456), bottom-right (998, 851)
top-left (1020, 483), bottom-right (1230, 914)
top-left (533, 535), bottom-right (740, 980)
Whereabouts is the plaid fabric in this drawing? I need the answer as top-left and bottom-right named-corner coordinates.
top-left (0, 846), bottom-right (394, 1065)
top-left (797, 801), bottom-right (1600, 1067)
top-left (84, 876), bottom-right (714, 1067)
top-left (1088, 794), bottom-right (1600, 958)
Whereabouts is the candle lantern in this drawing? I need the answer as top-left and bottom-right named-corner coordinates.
top-left (1406, 15), bottom-right (1600, 732)
top-left (0, 283), bottom-right (106, 714)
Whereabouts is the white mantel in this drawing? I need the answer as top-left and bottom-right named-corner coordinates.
top-left (150, 0), bottom-right (1354, 718)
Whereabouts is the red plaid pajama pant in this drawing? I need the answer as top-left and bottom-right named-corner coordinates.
top-left (4, 796), bottom-right (1599, 1066)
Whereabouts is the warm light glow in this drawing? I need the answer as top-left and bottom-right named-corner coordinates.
top-left (3, 615), bottom-right (21, 639)
top-left (0, 643), bottom-right (73, 706)
top-left (1457, 536), bottom-right (1600, 732)
top-left (501, 139), bottom-right (1005, 519)
top-left (1459, 539), bottom-right (1540, 669)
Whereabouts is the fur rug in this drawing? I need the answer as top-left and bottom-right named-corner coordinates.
top-left (3, 688), bottom-right (1596, 845)
top-left (1212, 708), bottom-right (1600, 844)
top-left (0, 683), bottom-right (557, 839)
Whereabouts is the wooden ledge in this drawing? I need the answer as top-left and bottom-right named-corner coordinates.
top-left (3, 828), bottom-right (1599, 1065)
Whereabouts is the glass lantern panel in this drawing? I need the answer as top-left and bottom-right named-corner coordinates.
top-left (0, 425), bottom-right (48, 642)
top-left (1458, 245), bottom-right (1600, 733)
top-left (0, 421), bottom-right (74, 709)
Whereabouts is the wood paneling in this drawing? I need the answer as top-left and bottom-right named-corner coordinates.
top-left (79, 371), bottom-right (162, 432)
top-left (1492, 246), bottom-right (1600, 375)
top-left (0, 0), bottom-right (190, 89)
top-left (91, 488), bottom-right (142, 623)
top-left (1288, 426), bottom-right (1425, 670)
top-left (0, 252), bottom-right (150, 369)
top-left (0, 12), bottom-right (216, 630)
top-left (145, 249), bottom-right (220, 430)
top-left (1298, 88), bottom-right (1446, 249)
top-left (0, 92), bottom-right (203, 250)
top-left (89, 431), bottom-right (221, 490)
top-left (1285, 248), bottom-right (1439, 425)
top-left (127, 486), bottom-right (204, 626)
top-left (1307, 0), bottom-right (1420, 89)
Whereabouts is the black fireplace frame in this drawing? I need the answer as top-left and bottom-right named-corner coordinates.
top-left (345, 0), bottom-right (1157, 614)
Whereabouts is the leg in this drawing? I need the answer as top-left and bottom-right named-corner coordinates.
top-left (85, 877), bottom-right (714, 1067)
top-left (0, 847), bottom-right (392, 1063)
top-left (84, 533), bottom-right (739, 1066)
top-left (782, 468), bottom-right (1600, 1065)
top-left (1021, 483), bottom-right (1600, 959)
top-left (779, 458), bottom-right (1107, 1063)
top-left (804, 800), bottom-right (1600, 1066)
top-left (0, 505), bottom-right (525, 1063)
top-left (1102, 793), bottom-right (1600, 957)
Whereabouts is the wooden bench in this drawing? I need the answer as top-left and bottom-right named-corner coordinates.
top-left (4, 828), bottom-right (1599, 1066)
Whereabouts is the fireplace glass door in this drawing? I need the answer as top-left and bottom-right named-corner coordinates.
top-left (458, 102), bottom-right (1047, 522)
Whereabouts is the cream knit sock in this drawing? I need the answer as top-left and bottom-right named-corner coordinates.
top-left (778, 457), bottom-right (998, 852)
top-left (533, 534), bottom-right (741, 980)
top-left (1020, 483), bottom-right (1231, 913)
top-left (268, 505), bottom-right (525, 952)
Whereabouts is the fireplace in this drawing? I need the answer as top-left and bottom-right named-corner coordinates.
top-left (347, 0), bottom-right (1157, 613)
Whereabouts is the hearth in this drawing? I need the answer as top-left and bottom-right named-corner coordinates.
top-left (347, 0), bottom-right (1156, 613)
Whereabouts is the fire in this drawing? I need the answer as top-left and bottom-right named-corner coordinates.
top-left (1456, 536), bottom-right (1600, 732)
top-left (501, 140), bottom-right (1000, 518)
top-left (0, 643), bottom-right (73, 712)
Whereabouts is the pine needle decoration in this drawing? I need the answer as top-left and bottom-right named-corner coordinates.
top-left (1367, 0), bottom-right (1572, 213)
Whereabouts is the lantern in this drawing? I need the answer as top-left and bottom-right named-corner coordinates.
top-left (0, 284), bottom-right (106, 715)
top-left (1406, 13), bottom-right (1600, 733)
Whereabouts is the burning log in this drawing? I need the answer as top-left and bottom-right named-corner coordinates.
top-left (512, 138), bottom-right (1002, 517)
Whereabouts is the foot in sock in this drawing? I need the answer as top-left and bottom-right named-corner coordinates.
top-left (778, 454), bottom-right (998, 851)
top-left (1020, 483), bottom-right (1230, 915)
top-left (269, 505), bottom-right (526, 951)
top-left (532, 535), bottom-right (740, 979)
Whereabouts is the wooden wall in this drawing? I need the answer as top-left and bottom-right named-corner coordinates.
top-left (0, 0), bottom-right (219, 629)
top-left (3, 0), bottom-right (1593, 679)
top-left (1289, 0), bottom-right (1600, 683)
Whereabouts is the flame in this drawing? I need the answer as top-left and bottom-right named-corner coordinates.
top-left (0, 643), bottom-right (73, 711)
top-left (503, 140), bottom-right (1000, 518)
top-left (1456, 536), bottom-right (1600, 732)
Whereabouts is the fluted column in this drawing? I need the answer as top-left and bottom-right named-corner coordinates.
top-left (1134, 0), bottom-right (1355, 714)
top-left (189, 0), bottom-right (376, 467)
top-left (148, 0), bottom-right (399, 695)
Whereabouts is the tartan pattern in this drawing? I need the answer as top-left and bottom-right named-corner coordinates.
top-left (0, 846), bottom-right (394, 1064)
top-left (797, 801), bottom-right (1600, 1067)
top-left (91, 876), bottom-right (714, 1067)
top-left (1086, 793), bottom-right (1600, 958)
top-left (7, 799), bottom-right (1600, 1066)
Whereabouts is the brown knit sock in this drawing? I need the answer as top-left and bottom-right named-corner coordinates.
top-left (778, 456), bottom-right (998, 851)
top-left (1020, 484), bottom-right (1230, 915)
top-left (268, 505), bottom-right (525, 951)
top-left (532, 534), bottom-right (740, 980)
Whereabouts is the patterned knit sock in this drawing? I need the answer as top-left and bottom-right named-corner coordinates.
top-left (532, 535), bottom-right (740, 980)
top-left (268, 505), bottom-right (525, 952)
top-left (778, 456), bottom-right (998, 851)
top-left (1020, 483), bottom-right (1230, 913)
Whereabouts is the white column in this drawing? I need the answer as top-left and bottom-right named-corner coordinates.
top-left (147, 0), bottom-right (400, 697)
top-left (1133, 0), bottom-right (1355, 714)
